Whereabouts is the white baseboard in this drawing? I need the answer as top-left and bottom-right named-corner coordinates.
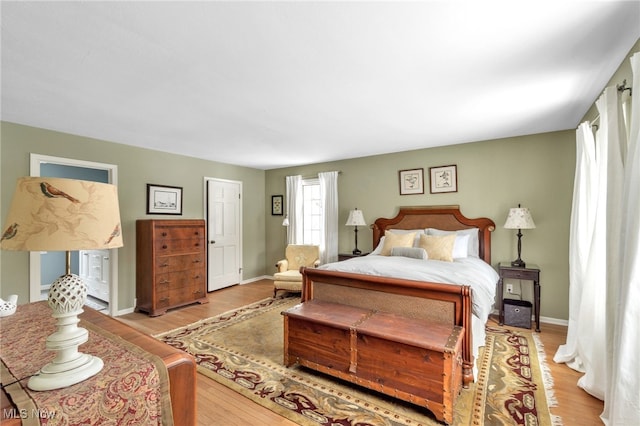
top-left (240, 275), bottom-right (273, 284)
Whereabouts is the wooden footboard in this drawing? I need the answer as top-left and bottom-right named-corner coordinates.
top-left (300, 267), bottom-right (474, 386)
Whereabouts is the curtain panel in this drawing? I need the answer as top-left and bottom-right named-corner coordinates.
top-left (319, 171), bottom-right (339, 264)
top-left (285, 175), bottom-right (302, 244)
top-left (601, 51), bottom-right (640, 426)
top-left (556, 52), bottom-right (639, 423)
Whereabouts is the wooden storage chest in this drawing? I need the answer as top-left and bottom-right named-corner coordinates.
top-left (136, 219), bottom-right (208, 316)
top-left (283, 300), bottom-right (464, 425)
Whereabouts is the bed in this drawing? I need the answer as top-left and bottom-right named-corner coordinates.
top-left (1, 302), bottom-right (196, 425)
top-left (288, 205), bottom-right (497, 396)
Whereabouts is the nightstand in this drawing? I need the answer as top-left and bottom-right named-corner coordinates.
top-left (338, 253), bottom-right (369, 261)
top-left (497, 262), bottom-right (541, 332)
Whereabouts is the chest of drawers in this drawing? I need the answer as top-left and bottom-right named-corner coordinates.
top-left (136, 219), bottom-right (208, 316)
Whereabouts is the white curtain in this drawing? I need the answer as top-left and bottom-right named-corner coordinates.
top-left (553, 122), bottom-right (598, 373)
top-left (285, 175), bottom-right (302, 244)
top-left (556, 52), bottom-right (640, 422)
top-left (601, 51), bottom-right (640, 425)
top-left (319, 171), bottom-right (339, 264)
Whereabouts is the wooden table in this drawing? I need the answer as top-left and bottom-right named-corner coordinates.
top-left (497, 262), bottom-right (541, 332)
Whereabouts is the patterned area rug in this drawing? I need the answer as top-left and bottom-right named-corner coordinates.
top-left (157, 297), bottom-right (561, 425)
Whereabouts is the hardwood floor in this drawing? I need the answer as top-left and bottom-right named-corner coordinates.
top-left (116, 279), bottom-right (604, 425)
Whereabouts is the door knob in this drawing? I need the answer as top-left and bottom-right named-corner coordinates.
top-left (209, 240), bottom-right (215, 244)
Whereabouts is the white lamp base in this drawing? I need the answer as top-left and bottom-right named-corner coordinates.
top-left (28, 273), bottom-right (103, 391)
top-left (28, 353), bottom-right (103, 391)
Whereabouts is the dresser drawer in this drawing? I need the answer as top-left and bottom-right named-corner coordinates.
top-left (154, 237), bottom-right (204, 254)
top-left (154, 226), bottom-right (204, 240)
top-left (156, 270), bottom-right (206, 290)
top-left (500, 268), bottom-right (539, 280)
top-left (169, 286), bottom-right (206, 305)
top-left (155, 254), bottom-right (205, 273)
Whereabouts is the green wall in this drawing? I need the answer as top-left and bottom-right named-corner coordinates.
top-left (265, 131), bottom-right (575, 321)
top-left (0, 122), bottom-right (266, 312)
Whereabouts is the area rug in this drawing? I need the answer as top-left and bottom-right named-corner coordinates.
top-left (156, 297), bottom-right (561, 426)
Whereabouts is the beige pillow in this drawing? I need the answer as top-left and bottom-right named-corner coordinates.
top-left (380, 231), bottom-right (416, 256)
top-left (419, 234), bottom-right (456, 262)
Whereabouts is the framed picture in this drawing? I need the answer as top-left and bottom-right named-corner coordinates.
top-left (146, 184), bottom-right (183, 215)
top-left (272, 195), bottom-right (283, 215)
top-left (398, 168), bottom-right (424, 195)
top-left (429, 165), bottom-right (458, 193)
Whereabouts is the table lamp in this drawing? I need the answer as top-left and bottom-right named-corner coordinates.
top-left (345, 208), bottom-right (366, 255)
top-left (1, 176), bottom-right (123, 391)
top-left (503, 204), bottom-right (536, 268)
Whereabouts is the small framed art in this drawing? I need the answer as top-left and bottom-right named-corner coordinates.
top-left (429, 165), bottom-right (458, 193)
top-left (147, 184), bottom-right (183, 215)
top-left (272, 195), bottom-right (283, 215)
top-left (398, 168), bottom-right (424, 195)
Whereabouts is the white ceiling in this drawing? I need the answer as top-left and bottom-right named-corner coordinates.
top-left (2, 2), bottom-right (639, 170)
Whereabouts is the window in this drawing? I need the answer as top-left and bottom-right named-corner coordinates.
top-left (302, 178), bottom-right (322, 245)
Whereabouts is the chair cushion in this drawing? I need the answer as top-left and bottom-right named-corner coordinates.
top-left (273, 270), bottom-right (302, 282)
top-left (273, 281), bottom-right (302, 292)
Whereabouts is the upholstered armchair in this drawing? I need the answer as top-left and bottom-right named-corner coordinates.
top-left (273, 244), bottom-right (320, 297)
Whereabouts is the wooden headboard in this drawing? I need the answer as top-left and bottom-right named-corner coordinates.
top-left (371, 205), bottom-right (496, 264)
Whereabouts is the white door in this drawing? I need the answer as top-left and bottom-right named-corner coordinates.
top-left (207, 178), bottom-right (242, 291)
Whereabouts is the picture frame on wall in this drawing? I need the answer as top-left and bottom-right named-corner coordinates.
top-left (429, 165), bottom-right (458, 193)
top-left (272, 195), bottom-right (284, 215)
top-left (146, 184), bottom-right (183, 215)
top-left (398, 168), bottom-right (424, 195)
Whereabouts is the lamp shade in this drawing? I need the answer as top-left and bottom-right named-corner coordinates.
top-left (345, 209), bottom-right (366, 226)
top-left (504, 207), bottom-right (536, 230)
top-left (1, 177), bottom-right (123, 251)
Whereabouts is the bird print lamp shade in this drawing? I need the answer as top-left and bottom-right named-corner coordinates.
top-left (1, 177), bottom-right (123, 252)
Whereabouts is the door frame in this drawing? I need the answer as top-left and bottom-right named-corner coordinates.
top-left (29, 154), bottom-right (120, 315)
top-left (203, 177), bottom-right (243, 288)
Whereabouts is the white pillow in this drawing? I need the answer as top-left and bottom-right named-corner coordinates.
top-left (426, 228), bottom-right (480, 258)
top-left (451, 234), bottom-right (470, 259)
top-left (370, 236), bottom-right (385, 255)
top-left (390, 247), bottom-right (428, 260)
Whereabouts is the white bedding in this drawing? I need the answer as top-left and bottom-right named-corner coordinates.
top-left (317, 255), bottom-right (498, 323)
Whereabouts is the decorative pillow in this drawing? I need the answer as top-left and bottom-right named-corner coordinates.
top-left (452, 234), bottom-right (470, 259)
top-left (386, 229), bottom-right (425, 247)
top-left (426, 228), bottom-right (480, 258)
top-left (380, 231), bottom-right (416, 256)
top-left (418, 233), bottom-right (456, 262)
top-left (390, 247), bottom-right (428, 260)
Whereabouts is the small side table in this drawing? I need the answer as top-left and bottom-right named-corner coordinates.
top-left (338, 253), bottom-right (369, 261)
top-left (497, 262), bottom-right (541, 332)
